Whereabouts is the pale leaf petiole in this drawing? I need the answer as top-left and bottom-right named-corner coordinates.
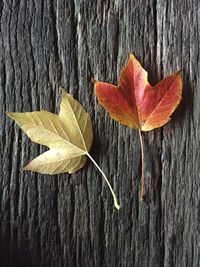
top-left (86, 153), bottom-right (120, 209)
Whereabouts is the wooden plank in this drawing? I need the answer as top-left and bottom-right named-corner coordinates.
top-left (0, 0), bottom-right (199, 266)
top-left (157, 1), bottom-right (200, 266)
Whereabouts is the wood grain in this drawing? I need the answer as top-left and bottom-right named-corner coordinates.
top-left (0, 0), bottom-right (199, 266)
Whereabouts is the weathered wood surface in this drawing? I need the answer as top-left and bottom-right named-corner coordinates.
top-left (0, 0), bottom-right (199, 266)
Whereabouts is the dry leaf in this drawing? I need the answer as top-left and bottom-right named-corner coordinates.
top-left (6, 89), bottom-right (120, 209)
top-left (95, 54), bottom-right (182, 200)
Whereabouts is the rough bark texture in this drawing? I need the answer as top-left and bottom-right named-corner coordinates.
top-left (0, 0), bottom-right (199, 266)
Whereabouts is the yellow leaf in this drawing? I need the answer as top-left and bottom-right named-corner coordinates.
top-left (6, 89), bottom-right (120, 209)
top-left (7, 90), bottom-right (93, 174)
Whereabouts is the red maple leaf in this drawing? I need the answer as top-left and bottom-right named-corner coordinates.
top-left (95, 54), bottom-right (182, 200)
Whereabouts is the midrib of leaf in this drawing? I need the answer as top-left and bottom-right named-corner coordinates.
top-left (25, 153), bottom-right (83, 167)
top-left (65, 98), bottom-right (88, 151)
top-left (131, 59), bottom-right (142, 128)
top-left (22, 119), bottom-right (86, 154)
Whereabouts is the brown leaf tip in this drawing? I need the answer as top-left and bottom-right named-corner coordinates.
top-left (92, 78), bottom-right (98, 86)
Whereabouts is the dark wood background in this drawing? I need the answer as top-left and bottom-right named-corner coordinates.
top-left (0, 0), bottom-right (199, 266)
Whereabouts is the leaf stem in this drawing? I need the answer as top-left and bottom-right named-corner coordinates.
top-left (86, 153), bottom-right (120, 209)
top-left (139, 130), bottom-right (145, 201)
